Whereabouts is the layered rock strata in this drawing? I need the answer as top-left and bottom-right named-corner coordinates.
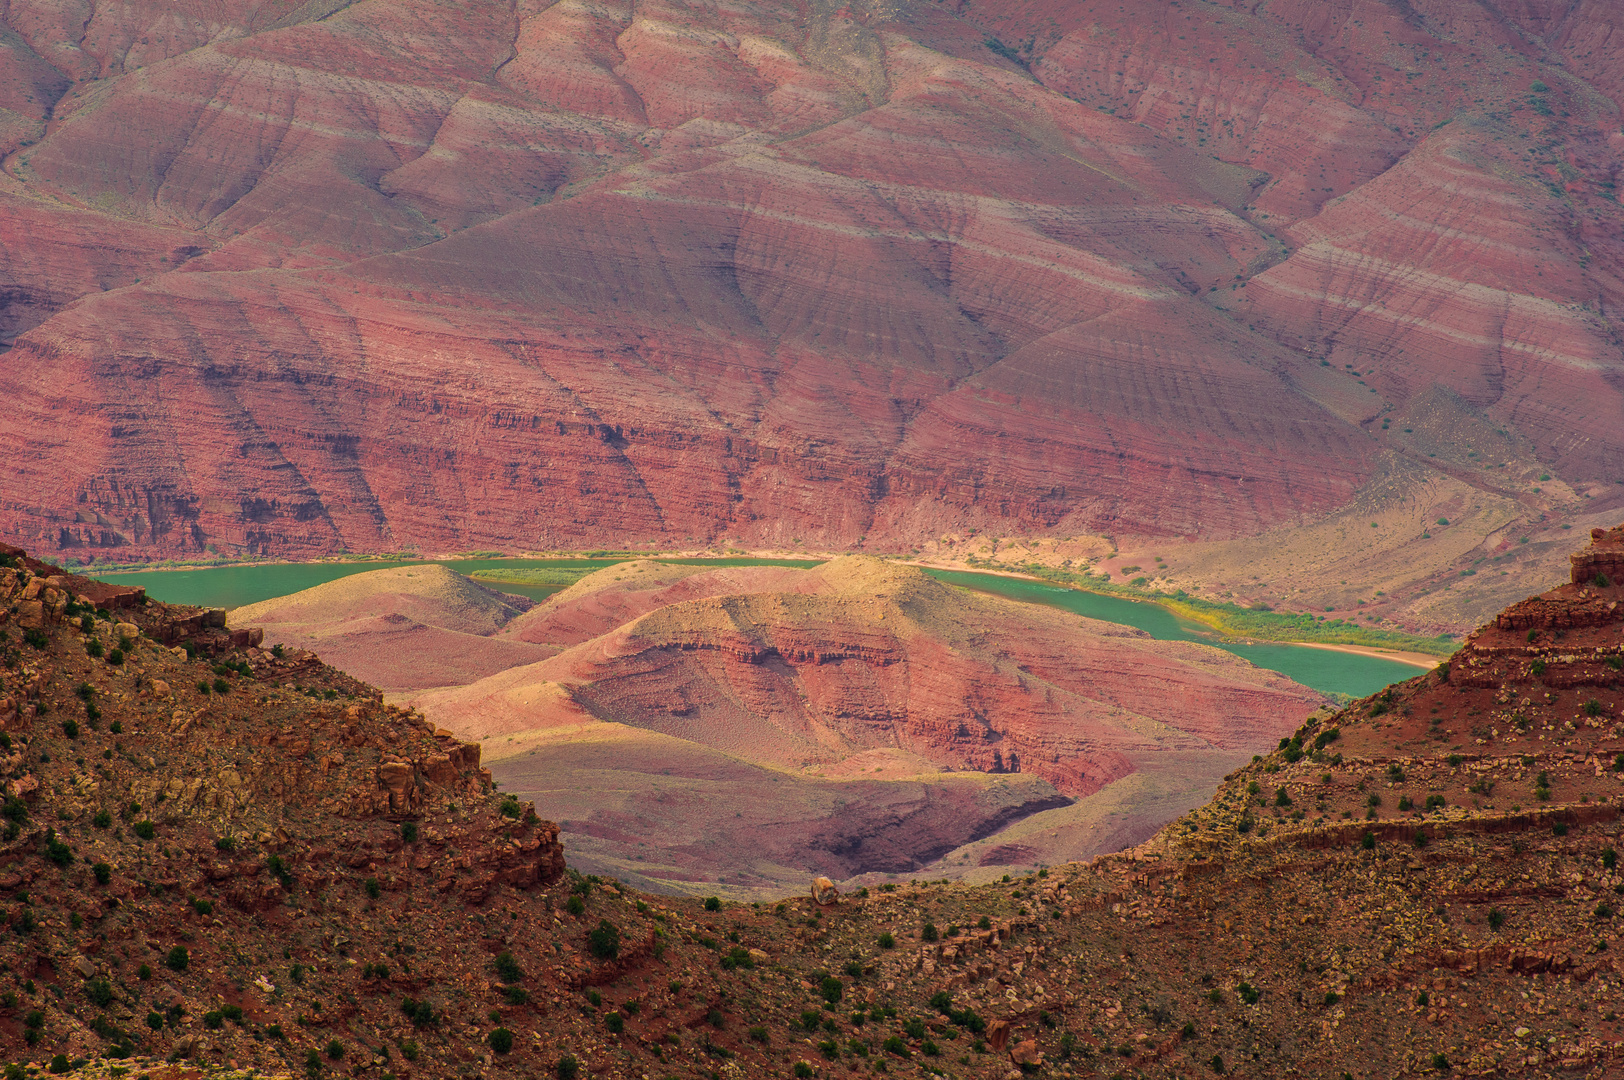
top-left (0, 0), bottom-right (1619, 559)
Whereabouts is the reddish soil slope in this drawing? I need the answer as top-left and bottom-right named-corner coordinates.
top-left (408, 557), bottom-right (1326, 886)
top-left (0, 0), bottom-right (1620, 558)
top-left (421, 558), bottom-right (1325, 797)
top-left (228, 564), bottom-right (550, 690)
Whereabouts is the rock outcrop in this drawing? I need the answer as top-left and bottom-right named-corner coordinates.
top-left (0, 536), bottom-right (1621, 1079)
top-left (1, 0), bottom-right (1619, 560)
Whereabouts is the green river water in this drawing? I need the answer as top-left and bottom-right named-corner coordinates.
top-left (100, 558), bottom-right (1427, 697)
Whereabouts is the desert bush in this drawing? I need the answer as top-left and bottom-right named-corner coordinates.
top-left (589, 920), bottom-right (620, 960)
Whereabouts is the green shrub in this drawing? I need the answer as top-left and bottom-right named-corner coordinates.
top-left (1361, 832), bottom-right (1376, 850)
top-left (566, 895), bottom-right (586, 916)
top-left (1488, 908), bottom-right (1505, 930)
top-left (365, 877), bottom-right (381, 899)
top-left (605, 1012), bottom-right (624, 1034)
top-left (792, 1063), bottom-right (813, 1079)
top-left (85, 979), bottom-right (113, 1007)
top-left (748, 1025), bottom-right (768, 1043)
top-left (1237, 982), bottom-right (1260, 1005)
top-left (166, 946), bottom-right (189, 971)
top-left (1604, 847), bottom-right (1617, 869)
top-left (60, 719), bottom-right (78, 739)
top-left (43, 830), bottom-right (71, 867)
top-left (400, 821), bottom-right (418, 844)
top-left (494, 951), bottom-right (523, 982)
top-left (557, 1055), bottom-right (581, 1079)
top-left (326, 1039), bottom-right (345, 1060)
top-left (877, 932), bottom-right (895, 948)
top-left (883, 1035), bottom-right (910, 1057)
top-left (203, 1010), bottom-right (223, 1030)
top-left (192, 897), bottom-right (214, 916)
top-left (133, 820), bottom-right (156, 840)
top-left (820, 976), bottom-right (843, 1004)
top-left (145, 1012), bottom-right (164, 1031)
top-left (505, 985), bottom-right (530, 1005)
top-left (588, 920), bottom-right (621, 960)
top-left (922, 921), bottom-right (938, 942)
top-left (92, 810), bottom-right (112, 829)
top-left (107, 648), bottom-right (124, 666)
top-left (212, 677), bottom-right (229, 694)
top-left (400, 998), bottom-right (437, 1027)
top-left (490, 1026), bottom-right (515, 1053)
top-left (703, 896), bottom-right (721, 911)
top-left (48, 1055), bottom-right (68, 1075)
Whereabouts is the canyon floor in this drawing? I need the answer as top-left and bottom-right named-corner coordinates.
top-left (0, 524), bottom-right (1621, 1079)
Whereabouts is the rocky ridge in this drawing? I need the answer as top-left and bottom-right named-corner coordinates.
top-left (0, 533), bottom-right (1621, 1078)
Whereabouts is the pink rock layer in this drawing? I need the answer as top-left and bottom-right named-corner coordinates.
top-left (0, 0), bottom-right (1620, 558)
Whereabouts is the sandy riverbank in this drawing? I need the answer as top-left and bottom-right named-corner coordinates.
top-left (1285, 641), bottom-right (1441, 669)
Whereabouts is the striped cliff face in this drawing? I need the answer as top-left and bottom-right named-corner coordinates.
top-left (1, 0), bottom-right (1619, 564)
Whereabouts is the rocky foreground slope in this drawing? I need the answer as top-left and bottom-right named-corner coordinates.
top-left (0, 533), bottom-right (1621, 1077)
top-left (1, 0), bottom-right (1621, 563)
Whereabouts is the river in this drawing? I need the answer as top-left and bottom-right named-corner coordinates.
top-left (100, 558), bottom-right (1426, 697)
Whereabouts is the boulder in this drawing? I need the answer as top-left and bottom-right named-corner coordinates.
top-left (1010, 1039), bottom-right (1042, 1067)
top-left (811, 877), bottom-right (839, 906)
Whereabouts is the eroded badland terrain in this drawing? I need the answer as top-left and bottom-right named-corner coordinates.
top-left (0, 522), bottom-right (1620, 1080)
top-left (0, 0), bottom-right (1621, 626)
top-left (231, 556), bottom-right (1328, 892)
